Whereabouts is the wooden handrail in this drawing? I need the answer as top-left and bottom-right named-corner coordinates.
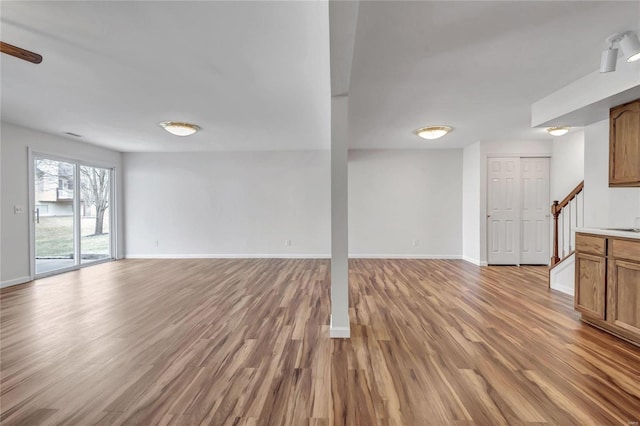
top-left (552, 181), bottom-right (584, 214)
top-left (551, 181), bottom-right (584, 267)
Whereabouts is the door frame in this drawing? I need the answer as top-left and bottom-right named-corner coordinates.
top-left (28, 148), bottom-right (118, 279)
top-left (485, 154), bottom-right (551, 266)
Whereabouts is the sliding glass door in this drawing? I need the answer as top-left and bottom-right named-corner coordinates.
top-left (34, 157), bottom-right (77, 275)
top-left (33, 154), bottom-right (114, 277)
top-left (80, 165), bottom-right (111, 264)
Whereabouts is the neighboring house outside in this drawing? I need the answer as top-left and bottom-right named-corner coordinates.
top-left (34, 160), bottom-right (95, 217)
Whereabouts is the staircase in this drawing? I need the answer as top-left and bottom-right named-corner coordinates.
top-left (549, 181), bottom-right (584, 295)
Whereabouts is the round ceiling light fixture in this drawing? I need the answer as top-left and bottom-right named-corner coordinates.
top-left (159, 121), bottom-right (200, 136)
top-left (546, 126), bottom-right (571, 137)
top-left (415, 125), bottom-right (453, 140)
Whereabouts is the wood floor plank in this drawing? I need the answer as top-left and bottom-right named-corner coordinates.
top-left (1, 258), bottom-right (640, 425)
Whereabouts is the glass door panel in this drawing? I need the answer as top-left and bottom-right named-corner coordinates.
top-left (80, 165), bottom-right (111, 264)
top-left (34, 158), bottom-right (76, 274)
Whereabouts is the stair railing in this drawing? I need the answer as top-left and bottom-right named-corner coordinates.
top-left (551, 181), bottom-right (584, 267)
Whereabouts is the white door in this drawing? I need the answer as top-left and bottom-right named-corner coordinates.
top-left (488, 158), bottom-right (520, 265)
top-left (520, 158), bottom-right (550, 265)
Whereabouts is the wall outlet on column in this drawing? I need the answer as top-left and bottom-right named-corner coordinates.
top-left (284, 239), bottom-right (292, 246)
top-left (14, 205), bottom-right (24, 214)
top-left (412, 239), bottom-right (419, 247)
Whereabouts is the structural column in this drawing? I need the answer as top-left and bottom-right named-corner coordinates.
top-left (330, 95), bottom-right (350, 338)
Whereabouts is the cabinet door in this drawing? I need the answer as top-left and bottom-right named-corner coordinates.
top-left (607, 259), bottom-right (640, 337)
top-left (610, 100), bottom-right (640, 186)
top-left (575, 252), bottom-right (606, 319)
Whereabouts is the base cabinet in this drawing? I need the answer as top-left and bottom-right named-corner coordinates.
top-left (575, 253), bottom-right (606, 320)
top-left (607, 259), bottom-right (640, 336)
top-left (575, 233), bottom-right (640, 346)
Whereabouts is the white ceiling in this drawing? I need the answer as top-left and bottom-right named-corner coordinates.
top-left (1, 1), bottom-right (639, 152)
top-left (349, 1), bottom-right (640, 149)
top-left (0, 1), bottom-right (331, 152)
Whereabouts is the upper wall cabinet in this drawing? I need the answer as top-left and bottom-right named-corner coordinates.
top-left (610, 99), bottom-right (640, 187)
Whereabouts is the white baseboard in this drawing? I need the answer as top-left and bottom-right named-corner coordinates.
top-left (463, 256), bottom-right (480, 265)
top-left (348, 254), bottom-right (462, 259)
top-left (330, 315), bottom-right (350, 338)
top-left (551, 282), bottom-right (574, 296)
top-left (330, 326), bottom-right (351, 338)
top-left (125, 253), bottom-right (331, 259)
top-left (462, 256), bottom-right (488, 267)
top-left (125, 254), bottom-right (463, 260)
top-left (1, 276), bottom-right (32, 289)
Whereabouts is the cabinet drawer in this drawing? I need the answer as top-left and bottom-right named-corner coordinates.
top-left (610, 238), bottom-right (640, 262)
top-left (576, 234), bottom-right (606, 256)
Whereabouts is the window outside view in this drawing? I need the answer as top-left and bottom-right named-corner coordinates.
top-left (34, 158), bottom-right (111, 274)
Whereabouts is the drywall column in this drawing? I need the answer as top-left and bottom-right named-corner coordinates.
top-left (330, 95), bottom-right (350, 338)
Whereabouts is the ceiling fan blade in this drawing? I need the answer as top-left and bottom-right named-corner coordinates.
top-left (0, 41), bottom-right (42, 64)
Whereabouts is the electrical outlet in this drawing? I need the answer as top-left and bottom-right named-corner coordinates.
top-left (284, 239), bottom-right (291, 246)
top-left (154, 240), bottom-right (159, 247)
top-left (412, 239), bottom-right (419, 247)
top-left (14, 205), bottom-right (24, 214)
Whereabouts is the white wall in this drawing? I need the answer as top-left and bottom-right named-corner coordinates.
top-left (550, 253), bottom-right (575, 296)
top-left (549, 130), bottom-right (585, 260)
top-left (348, 149), bottom-right (462, 258)
top-left (1, 122), bottom-right (124, 286)
top-left (462, 142), bottom-right (481, 264)
top-left (583, 119), bottom-right (640, 228)
top-left (550, 130), bottom-right (584, 202)
top-left (330, 95), bottom-right (350, 337)
top-left (124, 151), bottom-right (331, 257)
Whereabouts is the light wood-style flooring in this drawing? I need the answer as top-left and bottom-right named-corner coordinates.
top-left (1, 259), bottom-right (640, 425)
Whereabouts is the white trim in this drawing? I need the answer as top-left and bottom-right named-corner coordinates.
top-left (1, 276), bottom-right (32, 288)
top-left (74, 162), bottom-right (81, 270)
top-left (462, 256), bottom-right (488, 266)
top-left (125, 254), bottom-right (461, 260)
top-left (347, 254), bottom-right (462, 259)
top-left (27, 148), bottom-right (118, 170)
top-left (330, 325), bottom-right (351, 338)
top-left (125, 253), bottom-right (331, 259)
top-left (486, 153), bottom-right (552, 158)
top-left (28, 148), bottom-right (35, 280)
top-left (330, 315), bottom-right (350, 338)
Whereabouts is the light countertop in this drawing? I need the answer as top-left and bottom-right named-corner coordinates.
top-left (575, 227), bottom-right (640, 240)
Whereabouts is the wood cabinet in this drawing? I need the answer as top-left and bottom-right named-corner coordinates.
top-left (575, 252), bottom-right (606, 320)
top-left (575, 232), bottom-right (640, 345)
top-left (609, 99), bottom-right (640, 187)
top-left (607, 259), bottom-right (640, 336)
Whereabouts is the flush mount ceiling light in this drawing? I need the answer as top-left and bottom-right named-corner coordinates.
top-left (415, 125), bottom-right (453, 140)
top-left (546, 126), bottom-right (570, 136)
top-left (600, 31), bottom-right (640, 73)
top-left (159, 121), bottom-right (200, 136)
